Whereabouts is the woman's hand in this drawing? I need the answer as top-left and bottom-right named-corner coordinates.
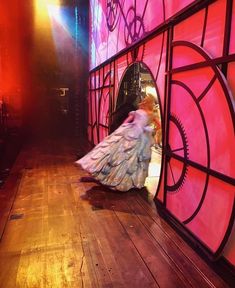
top-left (123, 111), bottom-right (135, 123)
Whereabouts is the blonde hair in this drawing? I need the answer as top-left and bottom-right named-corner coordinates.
top-left (138, 94), bottom-right (155, 110)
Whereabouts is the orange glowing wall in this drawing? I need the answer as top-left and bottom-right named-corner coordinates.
top-left (0, 1), bottom-right (33, 128)
top-left (0, 1), bottom-right (69, 130)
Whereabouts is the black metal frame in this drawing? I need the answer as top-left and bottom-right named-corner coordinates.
top-left (88, 0), bottom-right (235, 263)
top-left (88, 65), bottom-right (114, 146)
top-left (158, 0), bottom-right (235, 259)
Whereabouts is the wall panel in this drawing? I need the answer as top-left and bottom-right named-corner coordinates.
top-left (89, 0), bottom-right (235, 267)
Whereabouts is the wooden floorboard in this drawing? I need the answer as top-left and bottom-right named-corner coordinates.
top-left (0, 138), bottom-right (230, 287)
top-left (133, 195), bottom-right (229, 288)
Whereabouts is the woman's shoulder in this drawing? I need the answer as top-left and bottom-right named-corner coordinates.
top-left (128, 110), bottom-right (136, 116)
top-left (136, 108), bottom-right (147, 114)
top-left (137, 109), bottom-right (151, 117)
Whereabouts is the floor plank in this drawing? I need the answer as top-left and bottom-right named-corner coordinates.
top-left (0, 138), bottom-right (230, 287)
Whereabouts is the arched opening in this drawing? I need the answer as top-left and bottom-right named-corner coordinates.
top-left (111, 62), bottom-right (163, 196)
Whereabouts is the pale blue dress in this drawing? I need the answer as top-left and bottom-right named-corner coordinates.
top-left (76, 109), bottom-right (155, 191)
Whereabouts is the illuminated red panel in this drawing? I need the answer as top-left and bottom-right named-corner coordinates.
top-left (203, 0), bottom-right (226, 58)
top-left (106, 0), bottom-right (153, 59)
top-left (94, 72), bottom-right (100, 89)
top-left (88, 76), bottom-right (94, 144)
top-left (90, 0), bottom-right (109, 68)
top-left (166, 160), bottom-right (207, 222)
top-left (106, 33), bottom-right (121, 61)
top-left (143, 36), bottom-right (162, 74)
top-left (104, 64), bottom-right (111, 83)
top-left (230, 0), bottom-right (235, 54)
top-left (143, 0), bottom-right (164, 32)
top-left (156, 67), bottom-right (166, 119)
top-left (91, 91), bottom-right (97, 127)
top-left (144, 33), bottom-right (166, 115)
top-left (167, 159), bottom-right (185, 188)
top-left (99, 88), bottom-right (109, 126)
top-left (95, 90), bottom-right (100, 123)
top-left (88, 126), bottom-right (92, 143)
top-left (171, 42), bottom-right (234, 177)
top-left (170, 83), bottom-right (208, 167)
top-left (136, 44), bottom-right (145, 62)
top-left (99, 88), bottom-right (109, 141)
top-left (172, 45), bottom-right (205, 69)
top-left (227, 62), bottom-right (235, 98)
top-left (186, 176), bottom-right (234, 252)
top-left (91, 73), bottom-right (95, 90)
top-left (100, 0), bottom-right (107, 15)
top-left (116, 55), bottom-right (128, 83)
top-left (223, 225), bottom-right (235, 266)
top-left (88, 92), bottom-right (92, 124)
top-left (108, 1), bottom-right (129, 54)
top-left (99, 126), bottom-right (107, 143)
top-left (174, 9), bottom-right (206, 46)
top-left (93, 126), bottom-right (98, 145)
top-left (89, 0), bottom-right (96, 69)
top-left (172, 68), bottom-right (215, 98)
top-left (115, 55), bottom-right (128, 101)
top-left (200, 78), bottom-right (235, 178)
top-left (156, 165), bottom-right (165, 202)
top-left (165, 0), bottom-right (196, 19)
top-left (168, 118), bottom-right (185, 159)
top-left (90, 0), bottom-right (207, 69)
top-left (126, 51), bottom-right (133, 67)
top-left (89, 90), bottom-right (96, 145)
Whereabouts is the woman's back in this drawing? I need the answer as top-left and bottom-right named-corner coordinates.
top-left (132, 109), bottom-right (150, 127)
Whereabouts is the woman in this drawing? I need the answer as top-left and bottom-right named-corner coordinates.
top-left (76, 94), bottom-right (157, 191)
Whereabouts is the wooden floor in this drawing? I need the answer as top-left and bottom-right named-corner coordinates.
top-left (0, 138), bottom-right (230, 288)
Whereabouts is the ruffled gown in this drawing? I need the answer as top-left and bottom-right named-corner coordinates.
top-left (76, 109), bottom-right (155, 191)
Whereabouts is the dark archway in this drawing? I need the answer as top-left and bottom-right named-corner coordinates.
top-left (111, 62), bottom-right (160, 132)
top-left (111, 62), bottom-right (163, 196)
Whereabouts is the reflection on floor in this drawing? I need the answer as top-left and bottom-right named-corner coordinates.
top-left (145, 145), bottom-right (162, 197)
top-left (0, 138), bottom-right (228, 287)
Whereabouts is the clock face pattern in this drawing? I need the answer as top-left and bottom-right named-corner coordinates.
top-left (166, 41), bottom-right (234, 255)
top-left (89, 0), bottom-right (195, 69)
top-left (89, 0), bottom-right (235, 261)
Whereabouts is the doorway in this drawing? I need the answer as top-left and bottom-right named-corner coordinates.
top-left (112, 62), bottom-right (163, 196)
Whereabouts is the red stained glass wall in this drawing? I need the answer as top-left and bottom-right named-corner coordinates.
top-left (165, 0), bottom-right (235, 262)
top-left (88, 64), bottom-right (114, 145)
top-left (89, 0), bottom-right (235, 267)
top-left (90, 0), bottom-right (197, 69)
top-left (229, 0), bottom-right (235, 54)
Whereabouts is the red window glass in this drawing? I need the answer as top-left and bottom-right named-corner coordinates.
top-left (93, 126), bottom-right (98, 145)
top-left (99, 88), bottom-right (110, 141)
top-left (156, 165), bottom-right (165, 203)
top-left (230, 0), bottom-right (235, 54)
top-left (203, 0), bottom-right (226, 58)
top-left (200, 78), bottom-right (235, 178)
top-left (88, 126), bottom-right (92, 143)
top-left (227, 62), bottom-right (235, 99)
top-left (166, 161), bottom-right (207, 222)
top-left (165, 0), bottom-right (196, 19)
top-left (186, 176), bottom-right (234, 252)
top-left (144, 33), bottom-right (167, 116)
top-left (174, 9), bottom-right (206, 46)
top-left (91, 90), bottom-right (96, 127)
top-left (90, 0), bottom-right (196, 69)
top-left (172, 45), bottom-right (205, 69)
top-left (223, 225), bottom-right (235, 266)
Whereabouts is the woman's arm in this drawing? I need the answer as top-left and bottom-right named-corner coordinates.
top-left (123, 111), bottom-right (135, 123)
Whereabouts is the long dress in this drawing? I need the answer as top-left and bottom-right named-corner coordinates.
top-left (76, 109), bottom-right (155, 191)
